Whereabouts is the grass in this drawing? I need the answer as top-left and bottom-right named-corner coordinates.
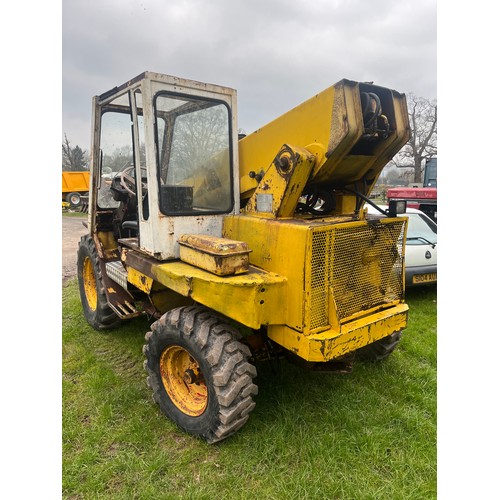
top-left (63, 281), bottom-right (436, 499)
top-left (63, 210), bottom-right (88, 218)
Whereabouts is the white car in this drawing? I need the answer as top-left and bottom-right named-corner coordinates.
top-left (367, 204), bottom-right (437, 287)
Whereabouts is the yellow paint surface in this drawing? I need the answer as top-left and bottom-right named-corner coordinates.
top-left (151, 261), bottom-right (287, 329)
top-left (267, 303), bottom-right (408, 362)
top-left (128, 267), bottom-right (154, 293)
top-left (239, 86), bottom-right (335, 199)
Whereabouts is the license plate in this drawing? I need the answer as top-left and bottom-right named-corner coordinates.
top-left (413, 272), bottom-right (437, 284)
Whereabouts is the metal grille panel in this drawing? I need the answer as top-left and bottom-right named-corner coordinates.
top-left (105, 260), bottom-right (128, 290)
top-left (310, 220), bottom-right (405, 329)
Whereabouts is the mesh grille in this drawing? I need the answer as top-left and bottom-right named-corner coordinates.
top-left (310, 220), bottom-right (405, 329)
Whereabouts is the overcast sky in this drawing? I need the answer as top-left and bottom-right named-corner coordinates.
top-left (62, 0), bottom-right (437, 151)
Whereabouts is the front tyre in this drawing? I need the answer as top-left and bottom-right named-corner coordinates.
top-left (77, 234), bottom-right (120, 330)
top-left (143, 306), bottom-right (258, 444)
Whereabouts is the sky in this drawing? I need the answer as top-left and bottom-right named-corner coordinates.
top-left (62, 0), bottom-right (437, 151)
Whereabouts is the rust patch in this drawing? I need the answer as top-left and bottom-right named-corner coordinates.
top-left (178, 234), bottom-right (251, 276)
top-left (123, 249), bottom-right (156, 279)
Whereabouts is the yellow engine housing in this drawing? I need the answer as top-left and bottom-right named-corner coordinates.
top-left (223, 213), bottom-right (408, 361)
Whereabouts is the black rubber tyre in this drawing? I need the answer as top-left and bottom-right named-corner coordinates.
top-left (356, 331), bottom-right (403, 362)
top-left (66, 192), bottom-right (82, 208)
top-left (143, 306), bottom-right (258, 444)
top-left (77, 234), bottom-right (120, 330)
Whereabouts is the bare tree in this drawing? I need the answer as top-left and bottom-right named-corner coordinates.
top-left (62, 134), bottom-right (89, 171)
top-left (388, 93), bottom-right (437, 183)
top-left (163, 105), bottom-right (229, 183)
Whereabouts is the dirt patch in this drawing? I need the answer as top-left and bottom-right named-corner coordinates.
top-left (62, 214), bottom-right (88, 283)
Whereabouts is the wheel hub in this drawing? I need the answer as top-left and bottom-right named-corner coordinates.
top-left (160, 345), bottom-right (208, 416)
top-left (82, 256), bottom-right (97, 311)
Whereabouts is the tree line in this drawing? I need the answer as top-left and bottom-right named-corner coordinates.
top-left (62, 134), bottom-right (88, 171)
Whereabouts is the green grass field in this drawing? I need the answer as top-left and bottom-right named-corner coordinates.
top-left (63, 280), bottom-right (436, 499)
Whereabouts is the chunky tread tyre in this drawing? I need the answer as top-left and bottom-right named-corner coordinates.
top-left (143, 306), bottom-right (258, 443)
top-left (356, 331), bottom-right (403, 362)
top-left (77, 234), bottom-right (120, 330)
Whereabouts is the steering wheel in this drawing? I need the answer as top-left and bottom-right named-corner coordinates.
top-left (120, 165), bottom-right (148, 196)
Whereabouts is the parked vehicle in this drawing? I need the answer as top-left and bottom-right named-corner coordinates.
top-left (386, 157), bottom-right (437, 222)
top-left (62, 171), bottom-right (90, 208)
top-left (367, 205), bottom-right (437, 286)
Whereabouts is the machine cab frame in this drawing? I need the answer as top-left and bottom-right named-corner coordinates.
top-left (89, 71), bottom-right (240, 260)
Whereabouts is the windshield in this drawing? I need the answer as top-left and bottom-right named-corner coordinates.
top-left (405, 213), bottom-right (437, 245)
top-left (155, 93), bottom-right (233, 215)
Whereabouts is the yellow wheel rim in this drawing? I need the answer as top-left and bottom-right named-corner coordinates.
top-left (83, 256), bottom-right (97, 311)
top-left (160, 346), bottom-right (208, 417)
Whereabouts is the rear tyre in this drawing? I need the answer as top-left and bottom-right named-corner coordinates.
top-left (66, 192), bottom-right (82, 208)
top-left (356, 331), bottom-right (402, 362)
top-left (143, 306), bottom-right (258, 443)
top-left (77, 234), bottom-right (120, 330)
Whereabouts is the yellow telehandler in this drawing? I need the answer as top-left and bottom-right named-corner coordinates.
top-left (77, 71), bottom-right (410, 443)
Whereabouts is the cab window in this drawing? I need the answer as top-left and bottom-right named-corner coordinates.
top-left (155, 94), bottom-right (232, 215)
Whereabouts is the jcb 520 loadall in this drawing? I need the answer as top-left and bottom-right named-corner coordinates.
top-left (77, 72), bottom-right (410, 443)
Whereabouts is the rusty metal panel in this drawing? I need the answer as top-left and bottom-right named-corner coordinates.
top-left (178, 234), bottom-right (251, 276)
top-left (88, 72), bottom-right (240, 261)
top-left (121, 248), bottom-right (287, 329)
top-left (97, 258), bottom-right (141, 320)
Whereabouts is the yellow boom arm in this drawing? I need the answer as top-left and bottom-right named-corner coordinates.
top-left (238, 79), bottom-right (410, 213)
